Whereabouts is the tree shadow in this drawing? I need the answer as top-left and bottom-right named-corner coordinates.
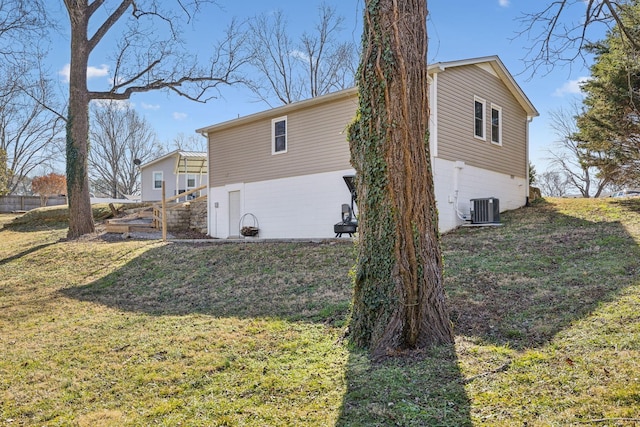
top-left (443, 199), bottom-right (640, 349)
top-left (335, 346), bottom-right (471, 426)
top-left (58, 199), bottom-right (639, 424)
top-left (610, 197), bottom-right (640, 213)
top-left (0, 241), bottom-right (58, 267)
top-left (61, 242), bottom-right (355, 323)
top-left (61, 241), bottom-right (472, 425)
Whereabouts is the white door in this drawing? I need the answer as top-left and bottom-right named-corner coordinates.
top-left (228, 190), bottom-right (241, 238)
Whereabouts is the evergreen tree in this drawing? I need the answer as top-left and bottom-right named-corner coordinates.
top-left (575, 1), bottom-right (640, 187)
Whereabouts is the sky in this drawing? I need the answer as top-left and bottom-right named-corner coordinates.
top-left (49, 0), bottom-right (606, 174)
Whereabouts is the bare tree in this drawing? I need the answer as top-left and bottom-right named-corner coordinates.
top-left (247, 3), bottom-right (357, 106)
top-left (300, 4), bottom-right (358, 98)
top-left (0, 1), bottom-right (60, 195)
top-left (548, 105), bottom-right (610, 197)
top-left (0, 71), bottom-right (65, 195)
top-left (347, 0), bottom-right (453, 356)
top-left (62, 1), bottom-right (248, 238)
top-left (0, 0), bottom-right (49, 64)
top-left (171, 132), bottom-right (207, 152)
top-left (89, 100), bottom-right (161, 198)
top-left (538, 170), bottom-right (570, 197)
top-left (520, 0), bottom-right (639, 74)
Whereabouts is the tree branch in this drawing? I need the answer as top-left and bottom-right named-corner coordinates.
top-left (88, 0), bottom-right (133, 52)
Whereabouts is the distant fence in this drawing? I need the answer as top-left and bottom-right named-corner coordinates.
top-left (0, 195), bottom-right (67, 213)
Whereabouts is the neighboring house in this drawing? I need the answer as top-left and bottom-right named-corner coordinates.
top-left (196, 56), bottom-right (539, 239)
top-left (140, 150), bottom-right (207, 202)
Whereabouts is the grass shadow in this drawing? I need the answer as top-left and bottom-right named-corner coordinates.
top-left (61, 241), bottom-right (356, 324)
top-left (61, 240), bottom-right (472, 425)
top-left (443, 198), bottom-right (640, 349)
top-left (0, 241), bottom-right (59, 266)
top-left (336, 346), bottom-right (472, 426)
top-left (610, 197), bottom-right (640, 214)
top-left (57, 197), bottom-right (640, 424)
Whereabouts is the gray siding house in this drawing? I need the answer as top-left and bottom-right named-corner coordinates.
top-left (139, 150), bottom-right (207, 202)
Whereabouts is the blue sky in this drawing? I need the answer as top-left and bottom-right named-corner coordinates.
top-left (52, 0), bottom-right (602, 174)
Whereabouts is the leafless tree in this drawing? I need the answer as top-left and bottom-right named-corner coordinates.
top-left (538, 170), bottom-right (570, 197)
top-left (171, 132), bottom-right (207, 152)
top-left (247, 3), bottom-right (357, 106)
top-left (89, 100), bottom-right (162, 198)
top-left (0, 0), bottom-right (49, 64)
top-left (62, 1), bottom-right (249, 238)
top-left (519, 0), bottom-right (638, 74)
top-left (0, 1), bottom-right (59, 195)
top-left (547, 105), bottom-right (610, 197)
top-left (0, 70), bottom-right (65, 195)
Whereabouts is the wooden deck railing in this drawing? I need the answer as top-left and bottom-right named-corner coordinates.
top-left (152, 183), bottom-right (207, 240)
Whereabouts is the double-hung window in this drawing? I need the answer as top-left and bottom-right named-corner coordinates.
top-left (272, 116), bottom-right (287, 154)
top-left (491, 104), bottom-right (502, 145)
top-left (153, 171), bottom-right (163, 190)
top-left (186, 174), bottom-right (196, 189)
top-left (474, 97), bottom-right (486, 140)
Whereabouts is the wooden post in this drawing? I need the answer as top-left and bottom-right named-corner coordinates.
top-left (161, 181), bottom-right (167, 242)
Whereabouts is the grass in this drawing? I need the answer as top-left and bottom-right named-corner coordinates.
top-left (1, 198), bottom-right (639, 426)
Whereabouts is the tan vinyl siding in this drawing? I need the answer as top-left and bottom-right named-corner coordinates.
top-left (209, 95), bottom-right (357, 187)
top-left (435, 64), bottom-right (528, 178)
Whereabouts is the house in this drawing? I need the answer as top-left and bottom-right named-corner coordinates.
top-left (139, 150), bottom-right (207, 202)
top-left (196, 56), bottom-right (539, 239)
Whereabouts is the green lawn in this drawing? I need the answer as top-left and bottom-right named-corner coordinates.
top-left (1, 197), bottom-right (639, 426)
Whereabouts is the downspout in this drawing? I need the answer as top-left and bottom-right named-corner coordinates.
top-left (525, 116), bottom-right (533, 206)
top-left (199, 131), bottom-right (212, 236)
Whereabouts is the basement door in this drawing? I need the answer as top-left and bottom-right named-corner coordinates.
top-left (228, 190), bottom-right (241, 238)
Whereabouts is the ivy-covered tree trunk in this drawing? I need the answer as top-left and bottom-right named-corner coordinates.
top-left (66, 4), bottom-right (95, 238)
top-left (348, 0), bottom-right (453, 356)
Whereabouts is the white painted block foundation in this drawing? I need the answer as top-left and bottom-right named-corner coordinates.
top-left (208, 161), bottom-right (527, 239)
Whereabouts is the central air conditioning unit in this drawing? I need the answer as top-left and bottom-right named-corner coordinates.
top-left (470, 197), bottom-right (500, 224)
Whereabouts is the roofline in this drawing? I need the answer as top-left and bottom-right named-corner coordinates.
top-left (195, 56), bottom-right (538, 135)
top-left (195, 87), bottom-right (358, 135)
top-left (140, 149), bottom-right (207, 169)
top-left (429, 55), bottom-right (539, 118)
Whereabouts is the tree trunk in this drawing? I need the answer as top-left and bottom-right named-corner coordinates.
top-left (348, 0), bottom-right (453, 356)
top-left (66, 4), bottom-right (95, 238)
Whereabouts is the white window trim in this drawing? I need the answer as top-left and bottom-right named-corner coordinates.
top-left (186, 174), bottom-right (197, 189)
top-left (153, 171), bottom-right (163, 190)
top-left (474, 96), bottom-right (486, 141)
top-left (491, 104), bottom-right (503, 146)
top-left (271, 116), bottom-right (288, 155)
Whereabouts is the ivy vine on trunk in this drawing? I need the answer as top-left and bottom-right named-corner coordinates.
top-left (348, 0), bottom-right (453, 356)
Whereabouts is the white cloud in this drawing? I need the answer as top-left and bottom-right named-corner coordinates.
top-left (173, 112), bottom-right (188, 120)
top-left (58, 64), bottom-right (70, 82)
top-left (553, 76), bottom-right (590, 97)
top-left (88, 64), bottom-right (109, 79)
top-left (92, 99), bottom-right (131, 110)
top-left (290, 49), bottom-right (310, 63)
top-left (498, 0), bottom-right (510, 7)
top-left (142, 102), bottom-right (161, 110)
top-left (58, 63), bottom-right (110, 83)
